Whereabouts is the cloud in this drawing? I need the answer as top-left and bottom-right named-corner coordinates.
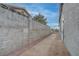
top-left (47, 23), bottom-right (59, 27)
top-left (27, 5), bottom-right (58, 16)
top-left (47, 23), bottom-right (59, 29)
top-left (11, 3), bottom-right (59, 28)
top-left (25, 4), bottom-right (59, 22)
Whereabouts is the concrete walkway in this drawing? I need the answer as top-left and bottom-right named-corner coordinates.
top-left (19, 33), bottom-right (70, 56)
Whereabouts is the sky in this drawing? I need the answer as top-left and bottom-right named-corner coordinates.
top-left (15, 3), bottom-right (60, 29)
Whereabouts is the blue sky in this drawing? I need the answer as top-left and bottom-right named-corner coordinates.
top-left (15, 3), bottom-right (60, 29)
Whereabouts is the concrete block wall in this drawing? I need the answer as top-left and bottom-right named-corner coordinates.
top-left (0, 6), bottom-right (51, 55)
top-left (29, 19), bottom-right (51, 43)
top-left (62, 3), bottom-right (79, 55)
top-left (0, 6), bottom-right (29, 55)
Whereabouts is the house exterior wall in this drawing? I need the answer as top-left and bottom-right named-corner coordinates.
top-left (60, 14), bottom-right (64, 40)
top-left (61, 3), bottom-right (79, 55)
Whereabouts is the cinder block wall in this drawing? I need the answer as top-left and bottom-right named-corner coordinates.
top-left (0, 6), bottom-right (29, 55)
top-left (63, 4), bottom-right (79, 56)
top-left (0, 6), bottom-right (51, 55)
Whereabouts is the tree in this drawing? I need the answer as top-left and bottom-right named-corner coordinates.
top-left (32, 13), bottom-right (47, 25)
top-left (55, 29), bottom-right (59, 32)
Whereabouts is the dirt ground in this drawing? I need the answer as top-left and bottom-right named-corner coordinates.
top-left (18, 32), bottom-right (70, 56)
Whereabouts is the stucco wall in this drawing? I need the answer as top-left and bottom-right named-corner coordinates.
top-left (0, 6), bottom-right (51, 55)
top-left (63, 3), bottom-right (79, 56)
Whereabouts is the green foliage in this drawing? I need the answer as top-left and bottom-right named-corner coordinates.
top-left (55, 29), bottom-right (59, 32)
top-left (32, 13), bottom-right (47, 25)
top-left (51, 28), bottom-right (54, 31)
top-left (51, 28), bottom-right (59, 32)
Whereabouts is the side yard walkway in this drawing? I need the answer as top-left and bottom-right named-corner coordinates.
top-left (19, 33), bottom-right (70, 56)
